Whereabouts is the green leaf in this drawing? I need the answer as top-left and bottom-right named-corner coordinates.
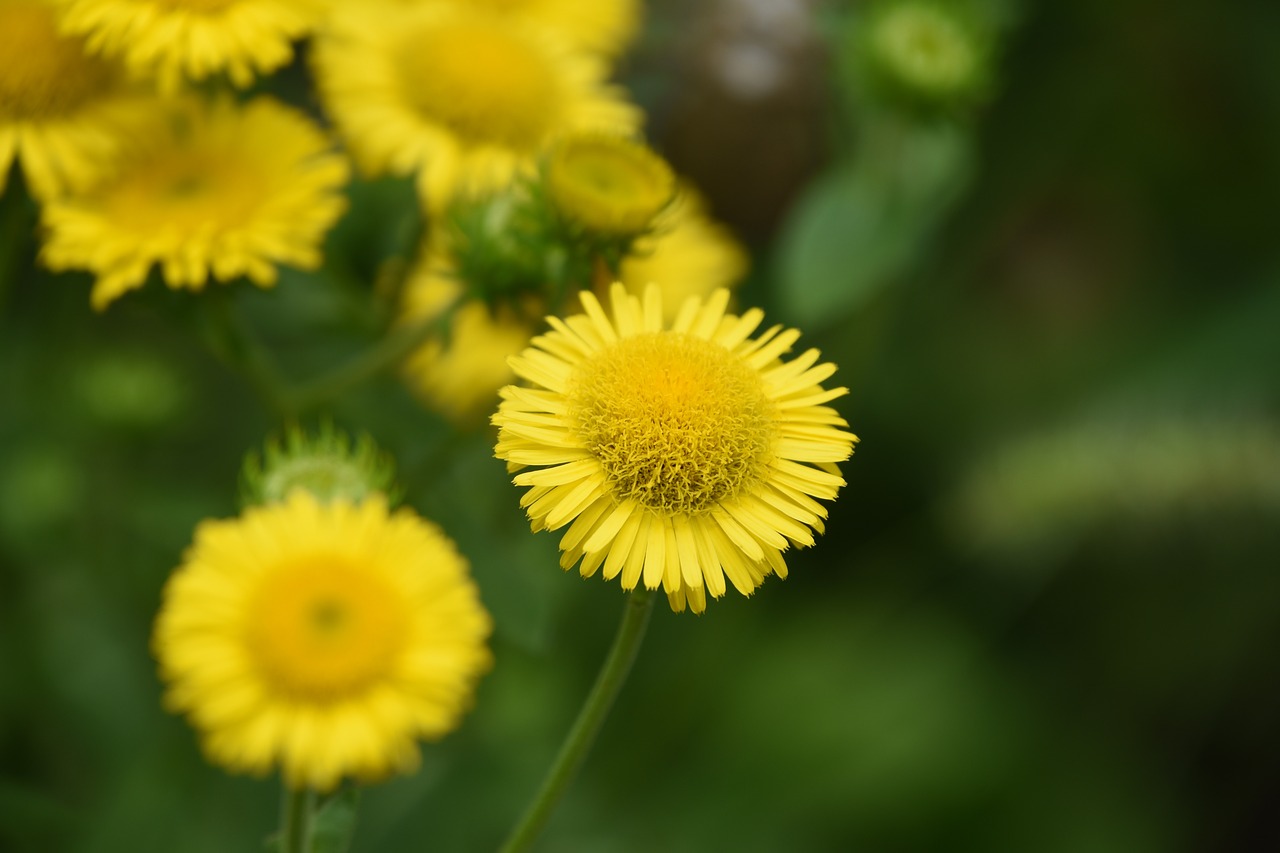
top-left (261, 788), bottom-right (358, 853)
top-left (775, 122), bottom-right (973, 327)
top-left (327, 176), bottom-right (423, 281)
top-left (310, 787), bottom-right (360, 853)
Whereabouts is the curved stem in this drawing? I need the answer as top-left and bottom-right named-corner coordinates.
top-left (0, 188), bottom-right (35, 316)
top-left (499, 589), bottom-right (657, 853)
top-left (280, 785), bottom-right (316, 853)
top-left (199, 291), bottom-right (292, 417)
top-left (285, 295), bottom-right (465, 415)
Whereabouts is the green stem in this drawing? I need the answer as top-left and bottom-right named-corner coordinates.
top-left (200, 291), bottom-right (292, 418)
top-left (280, 785), bottom-right (316, 853)
top-left (499, 589), bottom-right (657, 853)
top-left (0, 189), bottom-right (36, 316)
top-left (285, 295), bottom-right (465, 415)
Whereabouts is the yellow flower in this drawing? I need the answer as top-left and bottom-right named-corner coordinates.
top-left (311, 4), bottom-right (639, 210)
top-left (153, 490), bottom-right (492, 791)
top-left (493, 284), bottom-right (858, 613)
top-left (445, 0), bottom-right (640, 56)
top-left (41, 96), bottom-right (349, 311)
top-left (0, 0), bottom-right (157, 199)
top-left (618, 190), bottom-right (750, 322)
top-left (399, 241), bottom-right (539, 426)
top-left (53, 0), bottom-right (328, 90)
top-left (545, 133), bottom-right (674, 237)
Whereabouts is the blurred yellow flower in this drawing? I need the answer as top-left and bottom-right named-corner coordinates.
top-left (399, 242), bottom-right (539, 426)
top-left (453, 0), bottom-right (640, 56)
top-left (545, 133), bottom-right (674, 237)
top-left (54, 0), bottom-right (328, 89)
top-left (153, 490), bottom-right (492, 791)
top-left (0, 0), bottom-right (156, 199)
top-left (618, 190), bottom-right (750, 322)
top-left (311, 4), bottom-right (639, 210)
top-left (493, 284), bottom-right (858, 613)
top-left (41, 96), bottom-right (349, 310)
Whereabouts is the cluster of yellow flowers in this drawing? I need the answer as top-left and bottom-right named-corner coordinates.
top-left (2, 0), bottom-right (349, 308)
top-left (4, 0), bottom-right (858, 807)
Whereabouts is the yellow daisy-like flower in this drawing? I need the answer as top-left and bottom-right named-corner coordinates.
top-left (53, 0), bottom-right (328, 90)
top-left (153, 490), bottom-right (492, 791)
top-left (617, 190), bottom-right (750, 322)
top-left (400, 249), bottom-right (538, 426)
top-left (545, 133), bottom-right (675, 237)
top-left (0, 0), bottom-right (156, 199)
top-left (41, 96), bottom-right (349, 311)
top-left (493, 283), bottom-right (858, 613)
top-left (311, 4), bottom-right (639, 210)
top-left (445, 0), bottom-right (640, 56)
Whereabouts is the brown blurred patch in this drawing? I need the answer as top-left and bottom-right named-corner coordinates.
top-left (647, 0), bottom-right (834, 243)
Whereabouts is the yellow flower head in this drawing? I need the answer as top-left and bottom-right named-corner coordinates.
top-left (618, 189), bottom-right (749, 322)
top-left (53, 0), bottom-right (328, 90)
top-left (545, 133), bottom-right (674, 237)
top-left (455, 0), bottom-right (639, 55)
top-left (0, 0), bottom-right (157, 199)
top-left (311, 4), bottom-right (639, 210)
top-left (153, 491), bottom-right (493, 791)
top-left (399, 246), bottom-right (539, 427)
top-left (40, 96), bottom-right (350, 311)
top-left (376, 0), bottom-right (640, 56)
top-left (493, 284), bottom-right (858, 613)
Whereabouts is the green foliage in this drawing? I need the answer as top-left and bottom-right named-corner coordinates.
top-left (4, 1), bottom-right (1280, 852)
top-left (263, 789), bottom-right (360, 853)
top-left (775, 120), bottom-right (972, 326)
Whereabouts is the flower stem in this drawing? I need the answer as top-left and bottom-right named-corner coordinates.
top-left (280, 785), bottom-right (316, 853)
top-left (199, 291), bottom-right (293, 417)
top-left (499, 588), bottom-right (657, 853)
top-left (284, 295), bottom-right (465, 415)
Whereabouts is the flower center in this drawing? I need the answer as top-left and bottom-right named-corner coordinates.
top-left (103, 142), bottom-right (264, 233)
top-left (873, 4), bottom-right (974, 94)
top-left (396, 18), bottom-right (560, 150)
top-left (246, 559), bottom-right (407, 701)
top-left (545, 135), bottom-right (674, 235)
top-left (569, 332), bottom-right (777, 514)
top-left (0, 2), bottom-right (112, 120)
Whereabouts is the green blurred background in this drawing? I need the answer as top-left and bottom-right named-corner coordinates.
top-left (3, 0), bottom-right (1280, 850)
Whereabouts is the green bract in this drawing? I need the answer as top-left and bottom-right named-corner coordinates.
top-left (239, 424), bottom-right (398, 508)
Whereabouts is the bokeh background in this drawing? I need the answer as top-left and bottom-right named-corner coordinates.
top-left (3, 0), bottom-right (1280, 851)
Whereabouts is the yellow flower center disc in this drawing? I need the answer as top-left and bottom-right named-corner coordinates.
top-left (246, 559), bottom-right (407, 701)
top-left (546, 135), bottom-right (674, 234)
top-left (570, 332), bottom-right (776, 514)
top-left (397, 20), bottom-right (560, 150)
top-left (104, 145), bottom-right (263, 232)
top-left (0, 2), bottom-right (110, 119)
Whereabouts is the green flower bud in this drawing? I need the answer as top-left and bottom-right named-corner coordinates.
top-left (240, 424), bottom-right (398, 508)
top-left (448, 190), bottom-right (551, 305)
top-left (849, 0), bottom-right (993, 115)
